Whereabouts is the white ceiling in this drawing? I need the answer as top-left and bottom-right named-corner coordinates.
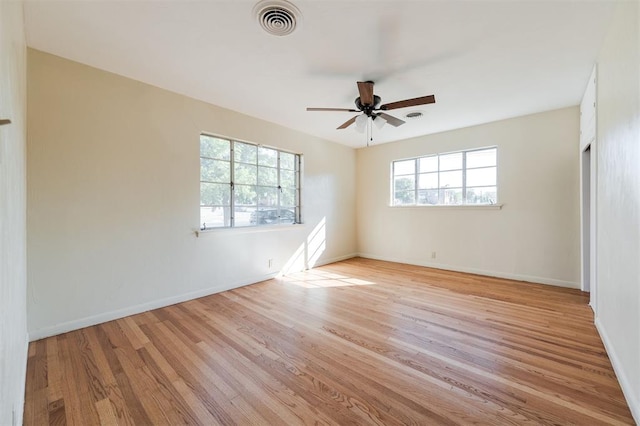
top-left (24, 0), bottom-right (615, 148)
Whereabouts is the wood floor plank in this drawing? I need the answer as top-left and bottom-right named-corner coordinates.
top-left (57, 334), bottom-right (91, 426)
top-left (93, 324), bottom-right (153, 425)
top-left (45, 338), bottom-right (64, 403)
top-left (218, 290), bottom-right (530, 424)
top-left (23, 258), bottom-right (635, 424)
top-left (82, 327), bottom-right (135, 426)
top-left (94, 398), bottom-right (118, 426)
top-left (140, 321), bottom-right (245, 425)
top-left (119, 316), bottom-right (150, 350)
top-left (47, 397), bottom-right (66, 426)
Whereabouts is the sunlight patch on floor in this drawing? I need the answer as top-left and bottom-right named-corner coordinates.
top-left (279, 269), bottom-right (375, 288)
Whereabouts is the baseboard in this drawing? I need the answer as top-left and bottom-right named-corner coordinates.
top-left (357, 253), bottom-right (579, 288)
top-left (28, 271), bottom-right (280, 341)
top-left (314, 252), bottom-right (358, 267)
top-left (595, 317), bottom-right (640, 424)
top-left (28, 253), bottom-right (360, 342)
top-left (16, 333), bottom-right (29, 426)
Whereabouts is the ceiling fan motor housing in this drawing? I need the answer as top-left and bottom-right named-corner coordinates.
top-left (355, 95), bottom-right (381, 116)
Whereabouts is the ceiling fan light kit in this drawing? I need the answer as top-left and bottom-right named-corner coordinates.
top-left (355, 114), bottom-right (368, 133)
top-left (306, 81), bottom-right (436, 142)
top-left (374, 115), bottom-right (387, 130)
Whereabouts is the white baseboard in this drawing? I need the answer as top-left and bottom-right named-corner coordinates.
top-left (357, 253), bottom-right (579, 288)
top-left (16, 333), bottom-right (29, 426)
top-left (28, 271), bottom-right (280, 341)
top-left (595, 317), bottom-right (640, 424)
top-left (314, 253), bottom-right (358, 267)
top-left (28, 253), bottom-right (360, 342)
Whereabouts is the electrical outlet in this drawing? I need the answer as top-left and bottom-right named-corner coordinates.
top-left (431, 251), bottom-right (436, 259)
top-left (268, 258), bottom-right (273, 268)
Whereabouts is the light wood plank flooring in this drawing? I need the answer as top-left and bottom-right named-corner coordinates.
top-left (24, 258), bottom-right (634, 425)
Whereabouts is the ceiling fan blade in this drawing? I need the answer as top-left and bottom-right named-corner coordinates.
top-left (380, 95), bottom-right (436, 111)
top-left (357, 81), bottom-right (374, 105)
top-left (307, 107), bottom-right (359, 112)
top-left (378, 112), bottom-right (405, 127)
top-left (337, 116), bottom-right (358, 129)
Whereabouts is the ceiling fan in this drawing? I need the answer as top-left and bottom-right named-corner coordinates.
top-left (306, 81), bottom-right (435, 130)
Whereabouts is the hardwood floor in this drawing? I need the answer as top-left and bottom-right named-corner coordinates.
top-left (24, 258), bottom-right (634, 425)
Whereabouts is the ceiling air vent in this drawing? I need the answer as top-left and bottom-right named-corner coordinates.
top-left (253, 0), bottom-right (301, 36)
top-left (405, 111), bottom-right (424, 120)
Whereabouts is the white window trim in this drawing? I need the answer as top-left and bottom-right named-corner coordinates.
top-left (388, 204), bottom-right (503, 210)
top-left (199, 133), bottom-right (302, 230)
top-left (391, 146), bottom-right (498, 207)
top-left (195, 221), bottom-right (304, 237)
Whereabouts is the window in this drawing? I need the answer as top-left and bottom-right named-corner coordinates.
top-left (200, 135), bottom-right (301, 229)
top-left (392, 147), bottom-right (497, 206)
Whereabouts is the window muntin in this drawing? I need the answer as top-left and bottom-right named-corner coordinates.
top-left (392, 147), bottom-right (497, 206)
top-left (200, 135), bottom-right (301, 229)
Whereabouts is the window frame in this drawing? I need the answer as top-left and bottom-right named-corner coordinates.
top-left (200, 134), bottom-right (302, 230)
top-left (391, 146), bottom-right (498, 207)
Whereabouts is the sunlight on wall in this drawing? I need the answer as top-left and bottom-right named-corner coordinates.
top-left (281, 217), bottom-right (326, 274)
top-left (307, 217), bottom-right (326, 268)
top-left (279, 218), bottom-right (374, 288)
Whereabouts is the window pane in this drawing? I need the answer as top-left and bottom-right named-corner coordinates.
top-left (419, 156), bottom-right (438, 173)
top-left (394, 190), bottom-right (415, 205)
top-left (278, 208), bottom-right (296, 224)
top-left (280, 152), bottom-right (295, 170)
top-left (235, 206), bottom-right (256, 227)
top-left (439, 152), bottom-right (462, 171)
top-left (394, 159), bottom-right (415, 176)
top-left (200, 206), bottom-right (230, 228)
top-left (280, 169), bottom-right (296, 188)
top-left (439, 170), bottom-right (462, 188)
top-left (249, 208), bottom-right (298, 225)
top-left (235, 142), bottom-right (257, 164)
top-left (466, 186), bottom-right (497, 204)
top-left (440, 188), bottom-right (463, 205)
top-left (257, 186), bottom-right (278, 208)
top-left (235, 163), bottom-right (257, 185)
top-left (200, 135), bottom-right (230, 160)
top-left (200, 182), bottom-right (230, 206)
top-left (394, 176), bottom-right (415, 192)
top-left (200, 158), bottom-right (229, 183)
top-left (200, 135), bottom-right (301, 228)
top-left (467, 148), bottom-right (496, 168)
top-left (467, 167), bottom-right (496, 187)
top-left (258, 147), bottom-right (278, 167)
top-left (418, 172), bottom-right (438, 189)
top-left (281, 188), bottom-right (296, 207)
top-left (251, 208), bottom-right (285, 226)
top-left (258, 166), bottom-right (277, 186)
top-left (235, 184), bottom-right (257, 207)
top-left (390, 147), bottom-right (497, 208)
top-left (417, 189), bottom-right (439, 205)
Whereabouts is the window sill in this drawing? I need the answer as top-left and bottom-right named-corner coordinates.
top-left (389, 204), bottom-right (503, 210)
top-left (195, 223), bottom-right (304, 237)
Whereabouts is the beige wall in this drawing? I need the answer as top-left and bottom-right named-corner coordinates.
top-left (27, 49), bottom-right (357, 339)
top-left (0, 1), bottom-right (28, 424)
top-left (595, 1), bottom-right (640, 421)
top-left (356, 107), bottom-right (580, 287)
